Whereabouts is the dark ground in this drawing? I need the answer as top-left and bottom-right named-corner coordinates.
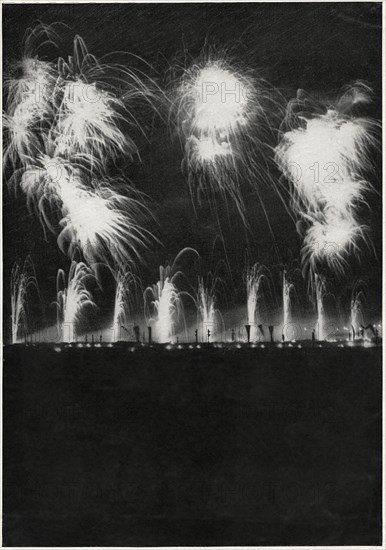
top-left (3, 345), bottom-right (382, 546)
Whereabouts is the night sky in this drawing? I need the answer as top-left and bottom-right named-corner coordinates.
top-left (2, 3), bottom-right (383, 335)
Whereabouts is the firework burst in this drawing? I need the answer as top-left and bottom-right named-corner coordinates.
top-left (4, 24), bottom-right (160, 269)
top-left (275, 82), bottom-right (380, 278)
top-left (53, 34), bottom-right (163, 169)
top-left (19, 153), bottom-right (153, 267)
top-left (301, 210), bottom-right (367, 277)
top-left (172, 53), bottom-right (282, 223)
top-left (53, 78), bottom-right (135, 166)
top-left (3, 24), bottom-right (58, 168)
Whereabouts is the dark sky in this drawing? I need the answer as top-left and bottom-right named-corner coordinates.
top-left (2, 3), bottom-right (383, 331)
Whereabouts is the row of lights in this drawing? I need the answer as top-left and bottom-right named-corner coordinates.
top-left (52, 340), bottom-right (377, 353)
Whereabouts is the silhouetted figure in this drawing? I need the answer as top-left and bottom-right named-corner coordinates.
top-left (245, 324), bottom-right (251, 343)
top-left (312, 329), bottom-right (315, 346)
top-left (282, 334), bottom-right (285, 342)
top-left (148, 326), bottom-right (152, 344)
top-left (231, 328), bottom-right (235, 342)
top-left (134, 325), bottom-right (140, 343)
top-left (100, 334), bottom-right (102, 344)
top-left (268, 325), bottom-right (274, 343)
top-left (195, 329), bottom-right (198, 344)
top-left (207, 329), bottom-right (211, 343)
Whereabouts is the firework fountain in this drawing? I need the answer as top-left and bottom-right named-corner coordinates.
top-left (246, 264), bottom-right (268, 342)
top-left (56, 261), bottom-right (96, 342)
top-left (144, 249), bottom-right (198, 343)
top-left (111, 270), bottom-right (138, 342)
top-left (282, 270), bottom-right (295, 341)
top-left (10, 258), bottom-right (39, 344)
top-left (196, 276), bottom-right (222, 342)
top-left (144, 265), bottom-right (183, 343)
top-left (350, 283), bottom-right (366, 340)
top-left (315, 274), bottom-right (326, 341)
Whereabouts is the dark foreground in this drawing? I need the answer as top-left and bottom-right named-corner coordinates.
top-left (3, 344), bottom-right (382, 546)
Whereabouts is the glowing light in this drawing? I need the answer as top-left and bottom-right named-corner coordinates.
top-left (190, 64), bottom-right (249, 132)
top-left (363, 341), bottom-right (374, 348)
